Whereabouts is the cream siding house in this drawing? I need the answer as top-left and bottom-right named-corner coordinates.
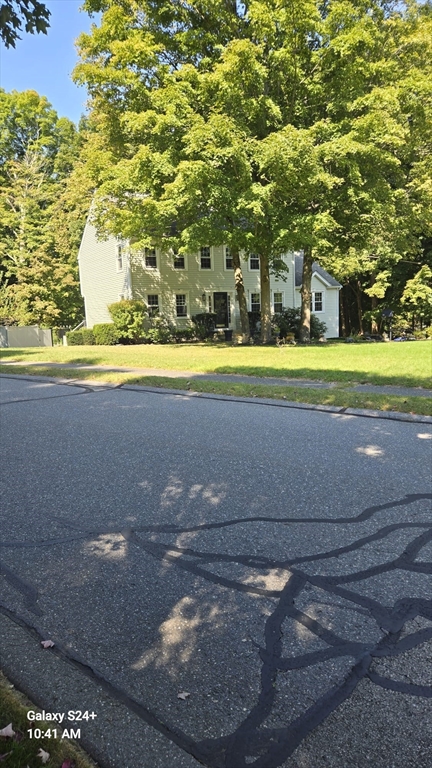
top-left (78, 222), bottom-right (341, 337)
top-left (293, 255), bottom-right (341, 338)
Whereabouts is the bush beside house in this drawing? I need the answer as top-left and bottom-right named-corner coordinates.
top-left (93, 323), bottom-right (119, 345)
top-left (108, 300), bottom-right (148, 343)
top-left (274, 308), bottom-right (327, 340)
top-left (66, 328), bottom-right (95, 345)
top-left (65, 303), bottom-right (328, 346)
top-left (191, 313), bottom-right (217, 339)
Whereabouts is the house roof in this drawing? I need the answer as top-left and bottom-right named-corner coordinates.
top-left (295, 254), bottom-right (341, 288)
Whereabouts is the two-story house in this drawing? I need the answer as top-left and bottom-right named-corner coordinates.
top-left (78, 221), bottom-right (341, 337)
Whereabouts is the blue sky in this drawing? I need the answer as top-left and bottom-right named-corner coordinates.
top-left (0, 0), bottom-right (98, 124)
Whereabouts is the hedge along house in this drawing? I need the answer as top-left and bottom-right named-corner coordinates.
top-left (78, 220), bottom-right (341, 337)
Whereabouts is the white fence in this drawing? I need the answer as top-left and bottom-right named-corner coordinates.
top-left (0, 326), bottom-right (52, 348)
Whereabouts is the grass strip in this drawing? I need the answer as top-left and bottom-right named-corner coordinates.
top-left (2, 365), bottom-right (431, 416)
top-left (0, 671), bottom-right (97, 768)
top-left (1, 341), bottom-right (431, 387)
top-left (123, 376), bottom-right (432, 416)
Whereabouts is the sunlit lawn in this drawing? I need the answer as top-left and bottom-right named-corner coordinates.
top-left (1, 340), bottom-right (431, 387)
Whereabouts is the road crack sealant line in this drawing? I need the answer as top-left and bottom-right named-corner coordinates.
top-left (2, 493), bottom-right (431, 767)
top-left (0, 373), bottom-right (123, 401)
top-left (0, 375), bottom-right (119, 405)
top-left (1, 494), bottom-right (428, 550)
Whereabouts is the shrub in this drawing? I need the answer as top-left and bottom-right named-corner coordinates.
top-left (143, 316), bottom-right (175, 344)
top-left (191, 313), bottom-right (217, 339)
top-left (66, 330), bottom-right (83, 345)
top-left (424, 325), bottom-right (432, 339)
top-left (93, 323), bottom-right (119, 345)
top-left (248, 312), bottom-right (261, 336)
top-left (108, 299), bottom-right (147, 343)
top-left (389, 314), bottom-right (411, 336)
top-left (345, 334), bottom-right (365, 343)
top-left (81, 328), bottom-right (95, 345)
top-left (307, 312), bottom-right (327, 339)
top-left (273, 307), bottom-right (327, 340)
top-left (174, 326), bottom-right (196, 342)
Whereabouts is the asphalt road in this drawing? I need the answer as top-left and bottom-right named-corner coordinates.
top-left (1, 376), bottom-right (431, 768)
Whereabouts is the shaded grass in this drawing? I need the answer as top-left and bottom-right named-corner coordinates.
top-left (0, 671), bottom-right (96, 768)
top-left (2, 364), bottom-right (431, 416)
top-left (1, 341), bottom-right (431, 387)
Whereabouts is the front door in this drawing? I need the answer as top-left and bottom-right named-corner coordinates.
top-left (213, 292), bottom-right (229, 327)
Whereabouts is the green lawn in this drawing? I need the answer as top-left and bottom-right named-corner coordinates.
top-left (1, 340), bottom-right (431, 387)
top-left (1, 341), bottom-right (431, 415)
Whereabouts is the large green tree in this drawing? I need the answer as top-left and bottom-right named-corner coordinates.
top-left (75, 0), bottom-right (432, 341)
top-left (0, 89), bottom-right (89, 326)
top-left (319, 3), bottom-right (432, 334)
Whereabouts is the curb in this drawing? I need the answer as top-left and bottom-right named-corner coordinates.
top-left (2, 372), bottom-right (431, 424)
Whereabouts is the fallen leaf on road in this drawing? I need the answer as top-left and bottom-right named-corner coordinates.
top-left (177, 691), bottom-right (190, 700)
top-left (0, 724), bottom-right (14, 738)
top-left (37, 748), bottom-right (50, 763)
top-left (41, 640), bottom-right (55, 649)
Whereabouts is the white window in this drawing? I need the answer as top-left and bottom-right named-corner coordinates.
top-left (273, 292), bottom-right (283, 313)
top-left (176, 294), bottom-right (188, 317)
top-left (145, 247), bottom-right (157, 268)
top-left (225, 246), bottom-right (233, 270)
top-left (173, 251), bottom-right (185, 269)
top-left (116, 245), bottom-right (123, 272)
top-left (251, 292), bottom-right (260, 312)
top-left (147, 294), bottom-right (159, 316)
top-left (312, 291), bottom-right (324, 312)
top-left (249, 254), bottom-right (260, 271)
top-left (200, 246), bottom-right (211, 269)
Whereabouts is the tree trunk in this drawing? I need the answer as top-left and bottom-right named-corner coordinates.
top-left (356, 280), bottom-right (364, 335)
top-left (231, 248), bottom-right (250, 342)
top-left (260, 252), bottom-right (272, 343)
top-left (342, 281), bottom-right (352, 336)
top-left (370, 273), bottom-right (378, 333)
top-left (371, 297), bottom-right (378, 333)
top-left (299, 246), bottom-right (313, 342)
